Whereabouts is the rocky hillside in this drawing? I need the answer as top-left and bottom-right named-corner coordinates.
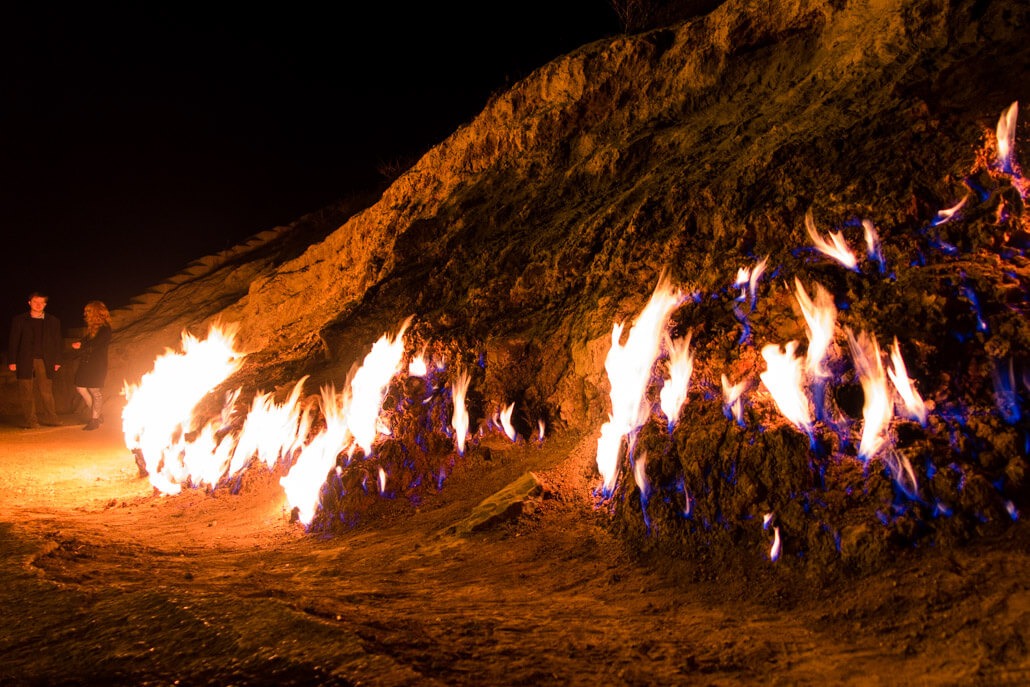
top-left (109, 0), bottom-right (1030, 568)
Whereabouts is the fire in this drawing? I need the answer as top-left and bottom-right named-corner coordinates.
top-left (229, 378), bottom-right (311, 476)
top-left (758, 341), bottom-right (812, 436)
top-left (279, 383), bottom-right (353, 525)
top-left (596, 277), bottom-right (685, 495)
top-left (862, 219), bottom-right (885, 272)
top-left (794, 278), bottom-right (837, 381)
top-left (122, 322), bottom-right (246, 495)
top-left (932, 197), bottom-right (967, 226)
top-left (344, 318), bottom-right (411, 456)
top-left (408, 349), bottom-right (428, 377)
top-left (997, 101), bottom-right (1019, 174)
top-left (886, 338), bottom-right (927, 426)
top-left (734, 255), bottom-right (768, 310)
top-left (633, 452), bottom-right (649, 501)
top-left (500, 402), bottom-right (517, 442)
top-left (721, 373), bottom-right (747, 426)
top-left (659, 332), bottom-right (694, 430)
top-left (846, 329), bottom-right (892, 462)
top-left (770, 526), bottom-right (782, 562)
top-left (805, 210), bottom-right (857, 271)
top-left (450, 369), bottom-right (471, 455)
top-left (763, 513), bottom-right (780, 562)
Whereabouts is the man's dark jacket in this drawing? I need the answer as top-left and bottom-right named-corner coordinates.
top-left (9, 313), bottom-right (62, 380)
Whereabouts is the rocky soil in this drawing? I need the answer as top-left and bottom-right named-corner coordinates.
top-left (1, 412), bottom-right (1028, 685)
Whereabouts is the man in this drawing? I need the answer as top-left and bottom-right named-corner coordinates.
top-left (8, 292), bottom-right (63, 428)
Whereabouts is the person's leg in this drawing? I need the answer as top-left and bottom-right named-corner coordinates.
top-left (76, 386), bottom-right (93, 415)
top-left (89, 388), bottom-right (103, 420)
top-left (17, 378), bottom-right (38, 428)
top-left (33, 359), bottom-right (59, 425)
top-left (83, 388), bottom-right (104, 429)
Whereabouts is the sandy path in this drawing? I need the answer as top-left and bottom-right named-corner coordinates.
top-left (1, 416), bottom-right (1028, 685)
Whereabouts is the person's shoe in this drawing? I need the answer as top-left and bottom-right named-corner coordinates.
top-left (23, 422), bottom-right (41, 430)
top-left (42, 420), bottom-right (62, 427)
top-left (83, 420), bottom-right (101, 431)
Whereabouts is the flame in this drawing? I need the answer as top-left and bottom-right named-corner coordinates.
top-left (886, 338), bottom-right (927, 426)
top-left (408, 349), bottom-right (428, 377)
top-left (596, 277), bottom-right (685, 495)
top-left (633, 452), bottom-right (649, 501)
top-left (500, 402), bottom-right (517, 442)
top-left (794, 278), bottom-right (837, 381)
top-left (759, 341), bottom-right (812, 435)
top-left (997, 101), bottom-right (1019, 173)
top-left (862, 219), bottom-right (885, 272)
top-left (537, 418), bottom-right (546, 443)
top-left (450, 369), bottom-right (471, 455)
top-left (932, 197), bottom-right (967, 226)
top-left (279, 382), bottom-right (353, 525)
top-left (883, 449), bottom-right (919, 499)
top-left (735, 255), bottom-right (769, 310)
top-left (229, 378), bottom-right (311, 476)
top-left (721, 373), bottom-right (747, 426)
top-left (805, 210), bottom-right (857, 271)
top-left (378, 466), bottom-right (387, 495)
top-left (659, 332), bottom-right (694, 429)
top-left (770, 526), bottom-right (781, 562)
top-left (278, 320), bottom-right (412, 525)
top-left (344, 318), bottom-right (411, 456)
top-left (122, 322), bottom-right (246, 494)
top-left (846, 329), bottom-right (892, 462)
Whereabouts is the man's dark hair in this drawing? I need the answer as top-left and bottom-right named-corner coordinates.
top-left (27, 291), bottom-right (48, 301)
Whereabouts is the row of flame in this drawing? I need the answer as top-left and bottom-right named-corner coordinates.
top-left (597, 102), bottom-right (1023, 560)
top-left (122, 103), bottom-right (1022, 543)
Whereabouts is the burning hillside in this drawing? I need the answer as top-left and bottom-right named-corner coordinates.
top-left (106, 0), bottom-right (1030, 574)
top-left (3, 1), bottom-right (1030, 684)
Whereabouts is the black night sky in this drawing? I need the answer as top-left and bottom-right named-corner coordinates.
top-left (1, 3), bottom-right (620, 348)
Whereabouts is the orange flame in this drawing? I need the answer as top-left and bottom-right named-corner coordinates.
top-left (122, 322), bottom-right (246, 495)
top-left (450, 369), bottom-right (471, 455)
top-left (794, 278), bottom-right (837, 381)
top-left (935, 197), bottom-right (967, 225)
top-left (721, 373), bottom-right (747, 425)
top-left (997, 101), bottom-right (1019, 170)
top-left (633, 452), bottom-right (649, 500)
top-left (659, 332), bottom-right (694, 428)
top-left (408, 349), bottom-right (428, 377)
top-left (805, 210), bottom-right (857, 270)
top-left (500, 402), bottom-right (517, 442)
top-left (344, 318), bottom-right (411, 456)
top-left (759, 341), bottom-right (812, 435)
top-left (846, 329), bottom-right (892, 461)
top-left (279, 382), bottom-right (353, 525)
top-left (596, 277), bottom-right (685, 494)
top-left (886, 338), bottom-right (927, 426)
top-left (229, 378), bottom-right (311, 476)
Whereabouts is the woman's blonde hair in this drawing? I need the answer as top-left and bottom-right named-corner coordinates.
top-left (83, 301), bottom-right (111, 337)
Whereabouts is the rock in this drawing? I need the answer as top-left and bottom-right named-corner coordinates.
top-left (451, 472), bottom-right (548, 536)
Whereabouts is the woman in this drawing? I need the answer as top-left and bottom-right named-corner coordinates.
top-left (72, 301), bottom-right (112, 431)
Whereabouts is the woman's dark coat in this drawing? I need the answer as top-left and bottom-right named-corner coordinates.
top-left (74, 325), bottom-right (111, 388)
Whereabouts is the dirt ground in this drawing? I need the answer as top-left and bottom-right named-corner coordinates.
top-left (1, 405), bottom-right (1028, 686)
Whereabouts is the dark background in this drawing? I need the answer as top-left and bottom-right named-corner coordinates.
top-left (1, 3), bottom-right (621, 350)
